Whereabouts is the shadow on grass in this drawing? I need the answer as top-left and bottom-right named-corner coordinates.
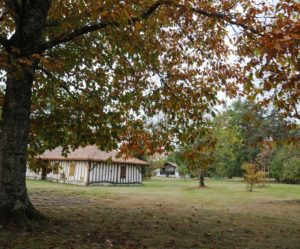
top-left (1, 183), bottom-right (299, 249)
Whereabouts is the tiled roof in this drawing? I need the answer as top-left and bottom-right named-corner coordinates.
top-left (165, 162), bottom-right (178, 168)
top-left (39, 145), bottom-right (148, 166)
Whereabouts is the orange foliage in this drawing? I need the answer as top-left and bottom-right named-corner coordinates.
top-left (0, 0), bottom-right (298, 155)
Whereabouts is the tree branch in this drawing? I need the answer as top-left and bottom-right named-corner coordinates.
top-left (170, 2), bottom-right (260, 35)
top-left (38, 22), bottom-right (114, 53)
top-left (45, 19), bottom-right (60, 27)
top-left (37, 66), bottom-right (79, 101)
top-left (45, 6), bottom-right (105, 28)
top-left (38, 0), bottom-right (260, 53)
top-left (37, 0), bottom-right (167, 53)
top-left (281, 153), bottom-right (300, 161)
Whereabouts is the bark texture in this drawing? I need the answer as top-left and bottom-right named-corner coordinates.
top-left (0, 0), bottom-right (51, 225)
top-left (198, 170), bottom-right (205, 187)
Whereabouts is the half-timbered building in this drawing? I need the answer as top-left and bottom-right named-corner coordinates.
top-left (26, 145), bottom-right (148, 185)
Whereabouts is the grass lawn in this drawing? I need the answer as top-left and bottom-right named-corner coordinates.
top-left (0, 178), bottom-right (299, 249)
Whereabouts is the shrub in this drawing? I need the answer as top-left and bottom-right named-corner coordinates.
top-left (242, 163), bottom-right (266, 192)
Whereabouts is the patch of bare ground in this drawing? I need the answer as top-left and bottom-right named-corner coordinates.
top-left (269, 199), bottom-right (300, 205)
top-left (190, 186), bottom-right (209, 190)
top-left (223, 199), bottom-right (300, 221)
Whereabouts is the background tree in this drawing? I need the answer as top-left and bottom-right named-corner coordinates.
top-left (0, 0), bottom-right (299, 225)
top-left (181, 129), bottom-right (216, 187)
top-left (255, 146), bottom-right (274, 175)
top-left (177, 164), bottom-right (189, 179)
top-left (27, 158), bottom-right (52, 181)
top-left (208, 99), bottom-right (296, 178)
top-left (270, 144), bottom-right (300, 184)
top-left (211, 112), bottom-right (244, 178)
top-left (225, 100), bottom-right (267, 164)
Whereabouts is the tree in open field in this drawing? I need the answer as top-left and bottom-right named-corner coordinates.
top-left (242, 163), bottom-right (266, 192)
top-left (0, 0), bottom-right (299, 225)
top-left (181, 129), bottom-right (216, 187)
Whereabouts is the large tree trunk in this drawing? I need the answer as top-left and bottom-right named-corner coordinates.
top-left (0, 0), bottom-right (52, 225)
top-left (0, 67), bottom-right (40, 225)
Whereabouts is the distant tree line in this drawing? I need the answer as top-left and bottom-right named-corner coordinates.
top-left (168, 100), bottom-right (300, 184)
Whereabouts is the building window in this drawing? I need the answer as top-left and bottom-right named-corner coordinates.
top-left (69, 163), bottom-right (75, 177)
top-left (120, 166), bottom-right (126, 179)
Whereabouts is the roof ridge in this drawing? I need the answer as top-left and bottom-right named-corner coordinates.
top-left (40, 145), bottom-right (148, 165)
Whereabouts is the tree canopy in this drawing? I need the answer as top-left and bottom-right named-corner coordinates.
top-left (1, 0), bottom-right (299, 155)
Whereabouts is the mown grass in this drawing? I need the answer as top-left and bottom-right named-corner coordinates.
top-left (0, 178), bottom-right (299, 249)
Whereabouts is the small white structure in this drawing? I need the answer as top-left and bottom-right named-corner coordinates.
top-left (154, 162), bottom-right (179, 178)
top-left (26, 145), bottom-right (148, 185)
